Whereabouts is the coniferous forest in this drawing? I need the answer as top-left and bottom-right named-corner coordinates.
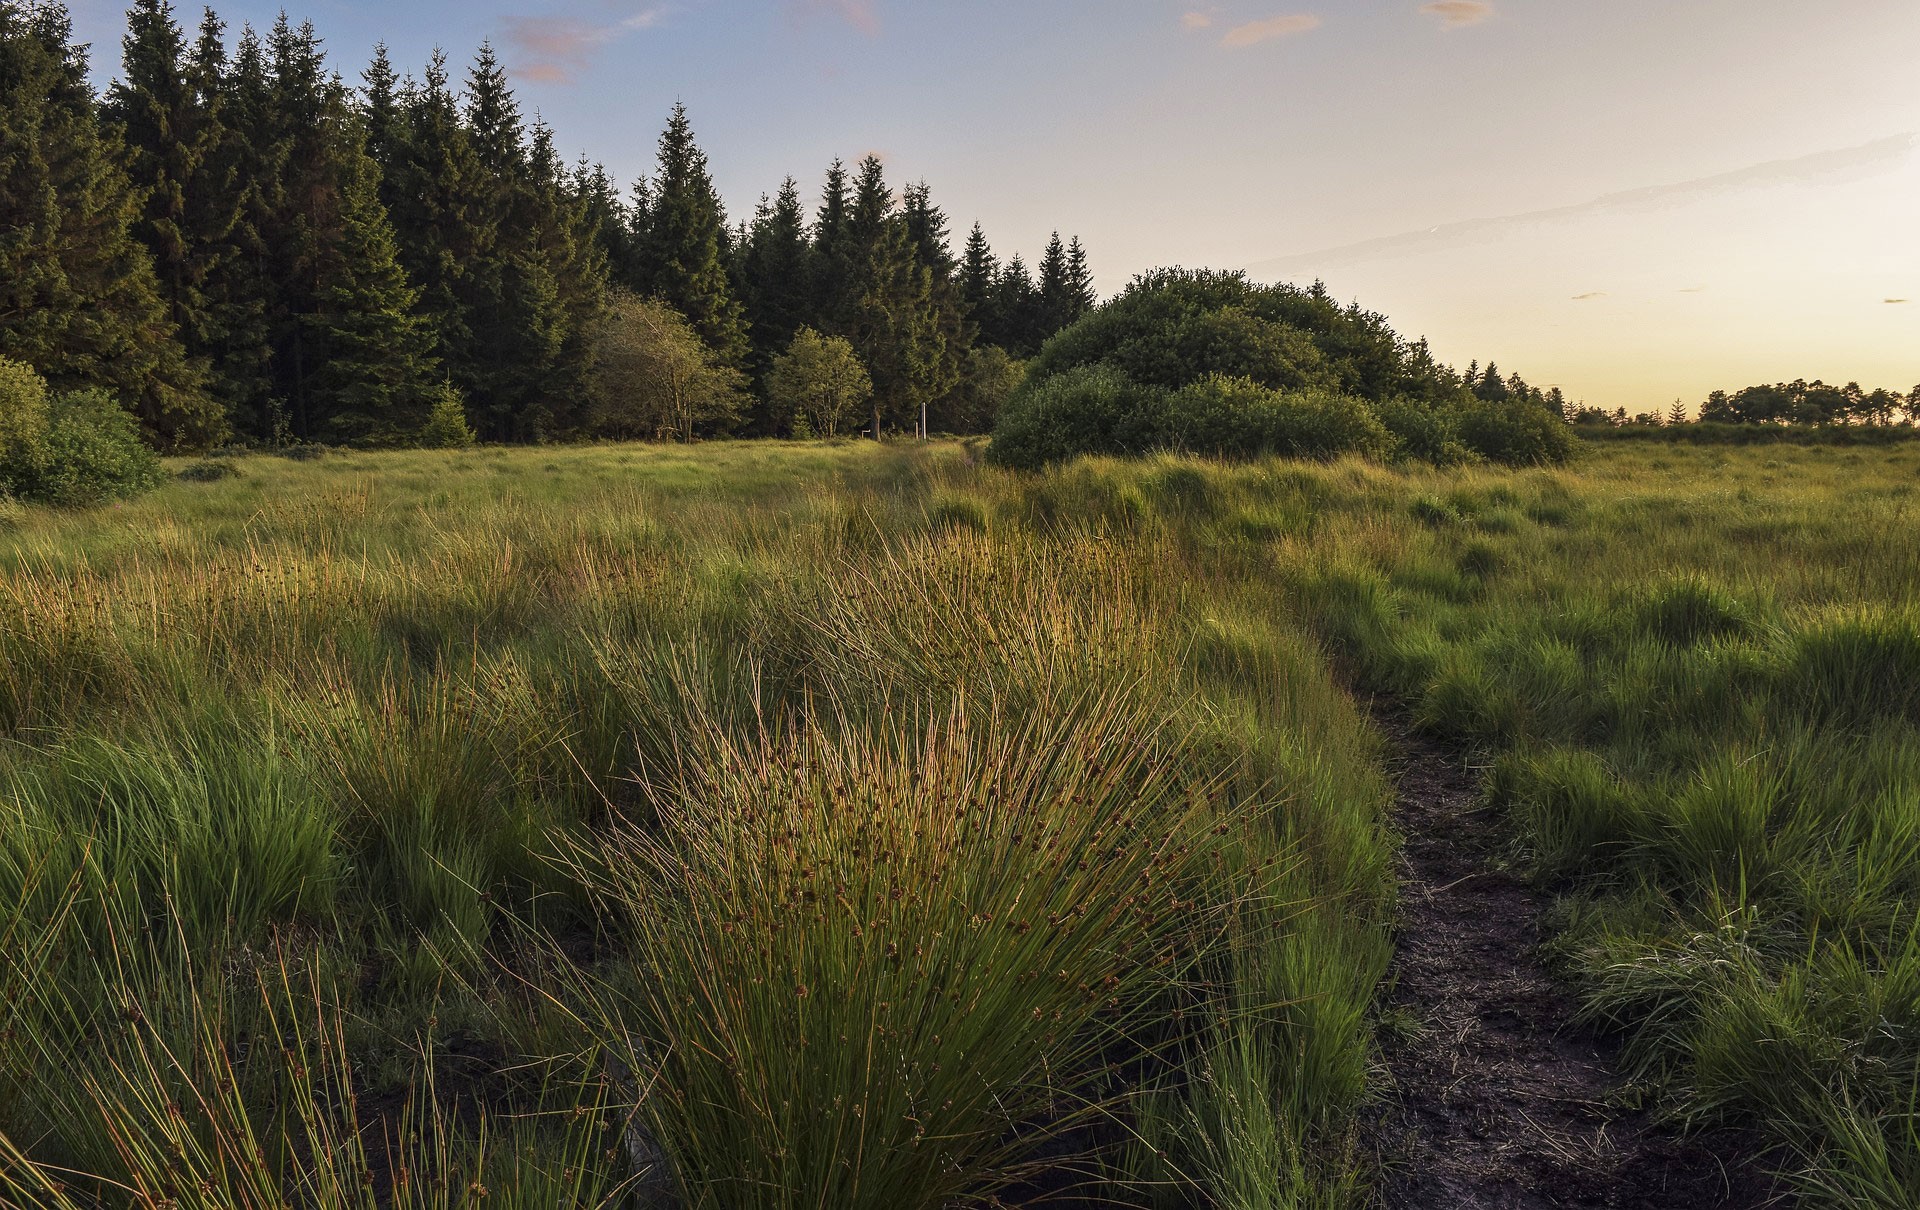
top-left (0, 0), bottom-right (1097, 452)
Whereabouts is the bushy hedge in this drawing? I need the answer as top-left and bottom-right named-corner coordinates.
top-left (991, 269), bottom-right (1575, 470)
top-left (991, 369), bottom-right (1571, 471)
top-left (0, 358), bottom-right (166, 507)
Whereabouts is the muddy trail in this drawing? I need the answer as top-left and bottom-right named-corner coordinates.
top-left (1367, 714), bottom-right (1782, 1210)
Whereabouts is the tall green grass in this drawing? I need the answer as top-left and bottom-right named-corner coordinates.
top-left (0, 439), bottom-right (1393, 1205)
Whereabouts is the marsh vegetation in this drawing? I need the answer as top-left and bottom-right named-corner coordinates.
top-left (0, 438), bottom-right (1914, 1206)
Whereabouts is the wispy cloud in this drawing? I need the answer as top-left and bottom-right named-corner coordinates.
top-left (1182, 11), bottom-right (1215, 30)
top-left (1250, 133), bottom-right (1919, 276)
top-left (1571, 291), bottom-right (1607, 300)
top-left (1420, 1), bottom-right (1494, 29)
top-left (793, 0), bottom-right (880, 35)
top-left (1888, 298), bottom-right (1911, 305)
top-left (1679, 285), bottom-right (1709, 293)
top-left (503, 7), bottom-right (665, 83)
top-left (1220, 13), bottom-right (1322, 48)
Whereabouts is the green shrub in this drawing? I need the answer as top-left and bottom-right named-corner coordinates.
top-left (1, 382), bottom-right (165, 508)
top-left (986, 365), bottom-right (1171, 469)
top-left (0, 357), bottom-right (50, 470)
top-left (1166, 376), bottom-right (1393, 462)
top-left (1456, 397), bottom-right (1577, 466)
top-left (177, 458), bottom-right (242, 483)
top-left (1377, 396), bottom-right (1472, 465)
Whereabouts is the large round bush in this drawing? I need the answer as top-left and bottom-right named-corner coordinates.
top-left (986, 366), bottom-right (1172, 470)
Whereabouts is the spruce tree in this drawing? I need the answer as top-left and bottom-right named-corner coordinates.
top-left (900, 181), bottom-right (955, 277)
top-left (959, 222), bottom-right (997, 331)
top-left (306, 144), bottom-right (440, 445)
top-left (1066, 236), bottom-right (1096, 317)
top-left (740, 177), bottom-right (813, 386)
top-left (638, 103), bottom-right (748, 368)
top-left (810, 159), bottom-right (856, 331)
top-left (382, 49), bottom-right (486, 406)
top-left (992, 255), bottom-right (1040, 355)
top-left (0, 1), bottom-right (218, 448)
top-left (519, 119), bottom-right (609, 437)
top-left (1037, 231), bottom-right (1074, 335)
top-left (256, 16), bottom-right (436, 441)
top-left (206, 21), bottom-right (282, 436)
top-left (840, 157), bottom-right (964, 438)
top-left (458, 44), bottom-right (568, 438)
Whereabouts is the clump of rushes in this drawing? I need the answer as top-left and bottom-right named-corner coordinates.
top-left (555, 686), bottom-right (1272, 1209)
top-left (1, 912), bottom-right (632, 1210)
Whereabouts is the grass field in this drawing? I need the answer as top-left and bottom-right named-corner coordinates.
top-left (1, 437), bottom-right (1916, 1206)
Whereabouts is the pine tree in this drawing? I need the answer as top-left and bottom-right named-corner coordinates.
top-left (382, 49), bottom-right (486, 406)
top-left (255, 15), bottom-right (436, 442)
top-left (810, 159), bottom-right (856, 331)
top-left (739, 177), bottom-right (814, 396)
top-left (520, 119), bottom-right (610, 437)
top-left (900, 181), bottom-right (955, 277)
top-left (359, 43), bottom-right (403, 207)
top-left (458, 45), bottom-right (568, 438)
top-left (840, 157), bottom-right (964, 439)
top-left (105, 1), bottom-right (206, 351)
top-left (638, 104), bottom-right (748, 368)
top-left (206, 21), bottom-right (282, 436)
top-left (1037, 232), bottom-right (1073, 335)
top-left (0, 1), bottom-right (219, 448)
top-left (306, 144), bottom-right (440, 445)
top-left (959, 222), bottom-right (997, 331)
top-left (1065, 236), bottom-right (1096, 317)
top-left (991, 255), bottom-right (1040, 355)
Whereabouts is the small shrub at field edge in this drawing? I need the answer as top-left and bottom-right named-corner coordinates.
top-left (178, 458), bottom-right (244, 483)
top-left (0, 359), bottom-right (166, 508)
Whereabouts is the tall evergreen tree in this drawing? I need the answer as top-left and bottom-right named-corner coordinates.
top-left (991, 254), bottom-right (1040, 355)
top-left (1036, 231), bottom-right (1074, 335)
top-left (305, 144), bottom-right (440, 444)
top-left (900, 181), bottom-right (955, 278)
top-left (0, 0), bottom-right (218, 447)
top-left (381, 49), bottom-right (485, 408)
top-left (840, 156), bottom-right (964, 438)
top-left (637, 103), bottom-right (748, 368)
top-left (203, 20), bottom-right (282, 435)
top-left (959, 222), bottom-right (997, 330)
top-left (456, 44), bottom-right (568, 438)
top-left (739, 176), bottom-right (813, 393)
top-left (1065, 236), bottom-right (1095, 316)
top-left (254, 15), bottom-right (436, 441)
top-left (810, 158), bottom-right (856, 330)
top-left (519, 118), bottom-right (609, 437)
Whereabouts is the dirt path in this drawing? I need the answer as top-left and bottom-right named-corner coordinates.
top-left (1368, 714), bottom-right (1780, 1210)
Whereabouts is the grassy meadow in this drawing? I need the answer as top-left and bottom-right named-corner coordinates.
top-left (0, 436), bottom-right (1916, 1206)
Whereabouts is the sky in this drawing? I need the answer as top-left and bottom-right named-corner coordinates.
top-left (66, 0), bottom-right (1920, 411)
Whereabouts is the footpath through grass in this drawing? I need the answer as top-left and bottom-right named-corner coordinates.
top-left (1, 437), bottom-right (1915, 1205)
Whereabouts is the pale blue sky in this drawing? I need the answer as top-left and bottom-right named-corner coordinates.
top-left (68, 0), bottom-right (1920, 409)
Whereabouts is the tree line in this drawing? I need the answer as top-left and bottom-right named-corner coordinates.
top-left (0, 0), bottom-right (1097, 451)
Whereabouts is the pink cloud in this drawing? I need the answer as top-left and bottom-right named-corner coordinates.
top-left (1182, 11), bottom-right (1214, 30)
top-left (1420, 1), bottom-right (1494, 29)
top-left (502, 7), bottom-right (665, 84)
top-left (1220, 13), bottom-right (1322, 47)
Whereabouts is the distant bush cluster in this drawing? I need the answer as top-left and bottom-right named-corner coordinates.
top-left (0, 358), bottom-right (164, 508)
top-left (990, 270), bottom-right (1574, 470)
